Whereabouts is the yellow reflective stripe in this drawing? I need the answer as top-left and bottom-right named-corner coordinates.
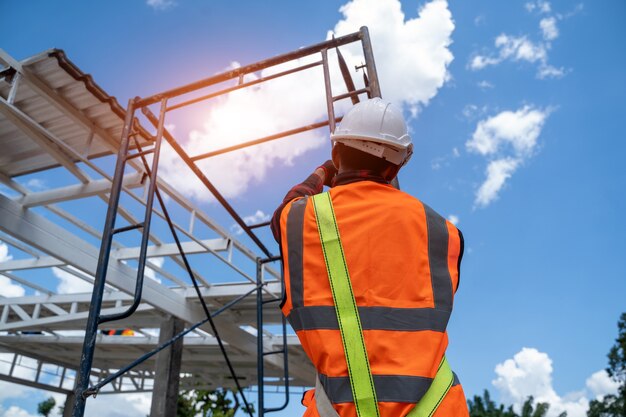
top-left (312, 192), bottom-right (380, 417)
top-left (407, 356), bottom-right (454, 417)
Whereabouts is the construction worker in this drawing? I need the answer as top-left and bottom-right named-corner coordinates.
top-left (271, 98), bottom-right (469, 417)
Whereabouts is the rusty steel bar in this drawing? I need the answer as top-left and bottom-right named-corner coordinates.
top-left (166, 60), bottom-right (323, 112)
top-left (359, 26), bottom-right (381, 98)
top-left (141, 106), bottom-right (272, 257)
top-left (321, 49), bottom-right (336, 134)
top-left (189, 119), bottom-right (340, 162)
top-left (135, 31), bottom-right (363, 108)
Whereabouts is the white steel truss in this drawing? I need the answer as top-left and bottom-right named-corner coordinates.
top-left (0, 48), bottom-right (315, 400)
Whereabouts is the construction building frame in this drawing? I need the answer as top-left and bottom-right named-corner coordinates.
top-left (0, 26), bottom-right (382, 417)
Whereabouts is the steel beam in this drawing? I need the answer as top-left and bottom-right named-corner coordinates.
top-left (112, 238), bottom-right (229, 260)
top-left (15, 173), bottom-right (144, 207)
top-left (0, 194), bottom-right (314, 383)
top-left (0, 96), bottom-right (90, 182)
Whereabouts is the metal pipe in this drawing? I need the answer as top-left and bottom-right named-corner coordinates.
top-left (190, 119), bottom-right (337, 162)
top-left (72, 98), bottom-right (136, 417)
top-left (99, 98), bottom-right (167, 325)
top-left (256, 258), bottom-right (265, 417)
top-left (332, 87), bottom-right (369, 103)
top-left (135, 31), bottom-right (363, 108)
top-left (167, 60), bottom-right (323, 112)
top-left (321, 49), bottom-right (336, 134)
top-left (360, 26), bottom-right (381, 98)
top-left (131, 139), bottom-right (254, 416)
top-left (248, 221), bottom-right (271, 230)
top-left (141, 106), bottom-right (272, 257)
top-left (83, 284), bottom-right (262, 397)
top-left (261, 258), bottom-right (289, 414)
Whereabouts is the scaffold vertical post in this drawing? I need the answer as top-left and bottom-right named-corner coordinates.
top-left (256, 257), bottom-right (265, 417)
top-left (72, 98), bottom-right (136, 417)
top-left (360, 26), bottom-right (381, 98)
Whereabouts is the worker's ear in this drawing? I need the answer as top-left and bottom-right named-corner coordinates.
top-left (331, 145), bottom-right (341, 170)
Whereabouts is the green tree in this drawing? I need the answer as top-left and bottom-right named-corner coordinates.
top-left (37, 397), bottom-right (56, 417)
top-left (469, 390), bottom-right (516, 417)
top-left (468, 390), bottom-right (566, 417)
top-left (177, 388), bottom-right (253, 417)
top-left (519, 396), bottom-right (566, 417)
top-left (588, 312), bottom-right (626, 417)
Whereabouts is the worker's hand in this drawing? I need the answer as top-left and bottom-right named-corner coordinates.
top-left (316, 160), bottom-right (337, 187)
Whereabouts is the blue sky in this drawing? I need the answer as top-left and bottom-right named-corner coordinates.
top-left (1, 0), bottom-right (625, 416)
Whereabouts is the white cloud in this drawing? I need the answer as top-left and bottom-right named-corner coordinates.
top-left (159, 0), bottom-right (455, 201)
top-left (83, 392), bottom-right (152, 417)
top-left (0, 275), bottom-right (25, 298)
top-left (0, 389), bottom-right (151, 417)
top-left (540, 17), bottom-right (559, 41)
top-left (462, 104), bottom-right (488, 121)
top-left (525, 1), bottom-right (552, 14)
top-left (537, 64), bottom-right (565, 79)
top-left (470, 2), bottom-right (565, 79)
top-left (54, 267), bottom-right (93, 294)
top-left (467, 106), bottom-right (550, 207)
top-left (475, 158), bottom-right (520, 207)
top-left (477, 80), bottom-right (494, 90)
top-left (447, 215), bottom-right (459, 225)
top-left (470, 35), bottom-right (549, 73)
top-left (0, 242), bottom-right (25, 297)
top-left (24, 178), bottom-right (46, 191)
top-left (231, 210), bottom-right (271, 235)
top-left (467, 106), bottom-right (549, 156)
top-left (1, 405), bottom-right (39, 417)
top-left (0, 242), bottom-right (12, 263)
top-left (145, 257), bottom-right (165, 282)
top-left (146, 0), bottom-right (175, 10)
top-left (586, 370), bottom-right (620, 400)
top-left (493, 347), bottom-right (609, 417)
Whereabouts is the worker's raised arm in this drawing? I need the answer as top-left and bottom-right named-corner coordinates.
top-left (270, 160), bottom-right (336, 243)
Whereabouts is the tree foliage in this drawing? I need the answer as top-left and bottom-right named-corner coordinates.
top-left (587, 312), bottom-right (626, 417)
top-left (469, 390), bottom-right (517, 417)
top-left (468, 391), bottom-right (565, 417)
top-left (37, 397), bottom-right (56, 417)
top-left (177, 388), bottom-right (253, 417)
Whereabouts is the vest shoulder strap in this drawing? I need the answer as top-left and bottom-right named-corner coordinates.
top-left (312, 192), bottom-right (380, 417)
top-left (312, 191), bottom-right (454, 417)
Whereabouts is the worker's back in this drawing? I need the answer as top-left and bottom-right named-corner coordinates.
top-left (279, 179), bottom-right (468, 417)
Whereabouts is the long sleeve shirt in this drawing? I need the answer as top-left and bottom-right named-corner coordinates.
top-left (270, 170), bottom-right (390, 244)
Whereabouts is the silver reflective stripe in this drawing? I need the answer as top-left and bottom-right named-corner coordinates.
top-left (318, 373), bottom-right (433, 404)
top-left (288, 305), bottom-right (450, 332)
top-left (424, 204), bottom-right (453, 312)
top-left (316, 375), bottom-right (341, 417)
top-left (286, 197), bottom-right (307, 308)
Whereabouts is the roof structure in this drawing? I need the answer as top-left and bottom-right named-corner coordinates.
top-left (0, 48), bottom-right (315, 396)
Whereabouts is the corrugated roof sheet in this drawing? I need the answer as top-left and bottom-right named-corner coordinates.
top-left (0, 49), bottom-right (151, 177)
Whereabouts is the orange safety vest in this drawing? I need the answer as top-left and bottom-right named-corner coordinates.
top-left (279, 180), bottom-right (469, 417)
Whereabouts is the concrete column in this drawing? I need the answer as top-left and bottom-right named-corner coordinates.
top-left (63, 392), bottom-right (75, 417)
top-left (149, 316), bottom-right (185, 417)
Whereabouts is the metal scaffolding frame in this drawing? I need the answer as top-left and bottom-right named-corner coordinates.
top-left (0, 25), bottom-right (382, 417)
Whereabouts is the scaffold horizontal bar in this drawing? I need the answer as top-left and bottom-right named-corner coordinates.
top-left (166, 60), bottom-right (323, 112)
top-left (111, 222), bottom-right (144, 235)
top-left (190, 118), bottom-right (342, 162)
top-left (135, 31), bottom-right (362, 107)
top-left (332, 87), bottom-right (370, 102)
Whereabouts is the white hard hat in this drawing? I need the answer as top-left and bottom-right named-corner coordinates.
top-left (331, 98), bottom-right (413, 166)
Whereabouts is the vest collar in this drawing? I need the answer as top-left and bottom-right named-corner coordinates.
top-left (331, 170), bottom-right (390, 187)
